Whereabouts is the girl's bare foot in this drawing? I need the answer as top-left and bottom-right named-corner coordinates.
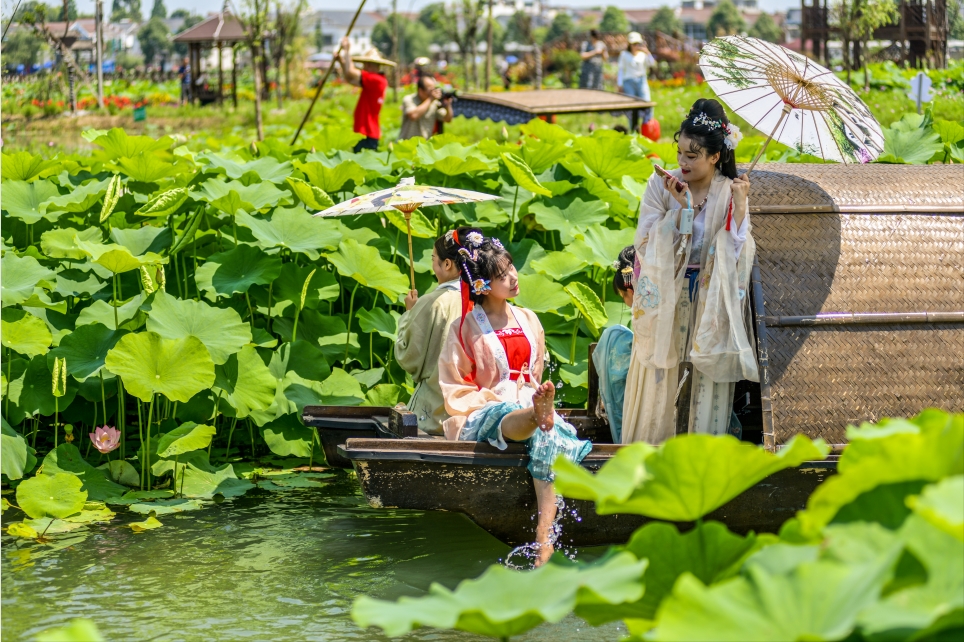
top-left (532, 381), bottom-right (556, 432)
top-left (534, 540), bottom-right (553, 567)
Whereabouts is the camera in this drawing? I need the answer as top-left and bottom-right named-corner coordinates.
top-left (440, 87), bottom-right (458, 100)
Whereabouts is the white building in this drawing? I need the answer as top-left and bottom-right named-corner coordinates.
top-left (302, 10), bottom-right (381, 54)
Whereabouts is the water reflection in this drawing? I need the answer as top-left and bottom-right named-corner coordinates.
top-left (2, 472), bottom-right (625, 641)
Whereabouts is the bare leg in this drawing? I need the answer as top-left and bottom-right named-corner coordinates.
top-left (500, 381), bottom-right (556, 441)
top-left (533, 478), bottom-right (557, 567)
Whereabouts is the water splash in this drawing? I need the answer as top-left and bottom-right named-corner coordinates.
top-left (502, 494), bottom-right (581, 569)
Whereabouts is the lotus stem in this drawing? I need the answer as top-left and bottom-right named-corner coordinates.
top-left (118, 378), bottom-right (126, 459)
top-left (225, 416), bottom-right (238, 462)
top-left (509, 185), bottom-right (519, 242)
top-left (569, 314), bottom-right (581, 365)
top-left (248, 420), bottom-right (255, 458)
top-left (173, 453), bottom-right (179, 497)
top-left (267, 282), bottom-right (274, 334)
top-left (244, 292), bottom-right (255, 330)
top-left (344, 281), bottom-right (360, 363)
top-left (112, 275), bottom-right (119, 330)
top-left (54, 397), bottom-right (59, 449)
top-left (292, 308), bottom-right (301, 343)
top-left (308, 426), bottom-right (317, 471)
top-left (144, 395), bottom-right (156, 490)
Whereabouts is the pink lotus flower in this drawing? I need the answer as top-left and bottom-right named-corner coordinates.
top-left (89, 426), bottom-right (121, 454)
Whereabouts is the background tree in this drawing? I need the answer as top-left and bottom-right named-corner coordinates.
top-left (549, 48), bottom-right (580, 87)
top-left (545, 11), bottom-right (574, 44)
top-left (150, 0), bottom-right (166, 19)
top-left (505, 10), bottom-right (530, 44)
top-left (748, 12), bottom-right (782, 43)
top-left (476, 16), bottom-right (504, 54)
top-left (239, 0), bottom-right (270, 140)
top-left (271, 0), bottom-right (307, 107)
top-left (1, 28), bottom-right (47, 69)
top-left (707, 0), bottom-right (745, 37)
top-left (60, 0), bottom-right (78, 20)
top-left (138, 17), bottom-right (170, 66)
top-left (373, 13), bottom-right (433, 63)
top-left (950, 0), bottom-right (964, 39)
top-left (111, 0), bottom-right (142, 21)
top-left (648, 6), bottom-right (682, 36)
top-left (599, 6), bottom-right (629, 33)
top-left (171, 11), bottom-right (203, 56)
top-left (432, 0), bottom-right (485, 89)
top-left (854, 0), bottom-right (897, 90)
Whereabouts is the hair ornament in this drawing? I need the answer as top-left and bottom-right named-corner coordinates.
top-left (471, 278), bottom-right (491, 295)
top-left (489, 238), bottom-right (505, 251)
top-left (692, 112), bottom-right (724, 131)
top-left (723, 122), bottom-right (743, 150)
top-left (612, 259), bottom-right (621, 269)
top-left (458, 247), bottom-right (479, 261)
top-left (465, 231), bottom-right (484, 247)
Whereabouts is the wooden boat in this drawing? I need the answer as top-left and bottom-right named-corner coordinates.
top-left (305, 164), bottom-right (963, 546)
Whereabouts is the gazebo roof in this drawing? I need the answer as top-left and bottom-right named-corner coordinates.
top-left (172, 12), bottom-right (246, 44)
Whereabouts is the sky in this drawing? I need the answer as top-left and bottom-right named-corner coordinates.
top-left (57, 0), bottom-right (803, 22)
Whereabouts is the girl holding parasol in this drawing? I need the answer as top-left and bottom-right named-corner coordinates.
top-left (622, 98), bottom-right (759, 444)
top-left (437, 229), bottom-right (591, 566)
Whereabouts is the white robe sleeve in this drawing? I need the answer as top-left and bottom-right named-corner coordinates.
top-left (729, 210), bottom-right (749, 258)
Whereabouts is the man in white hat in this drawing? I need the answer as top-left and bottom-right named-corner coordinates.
top-left (338, 36), bottom-right (397, 152)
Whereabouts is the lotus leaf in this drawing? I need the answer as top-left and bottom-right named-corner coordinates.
top-left (905, 475), bottom-right (964, 541)
top-left (40, 227), bottom-right (103, 259)
top-left (502, 153), bottom-right (552, 197)
top-left (259, 413), bottom-right (317, 457)
top-left (117, 154), bottom-right (187, 183)
top-left (792, 410), bottom-right (963, 540)
top-left (512, 273), bottom-right (571, 313)
top-left (357, 308), bottom-right (399, 341)
top-left (382, 207), bottom-right (436, 239)
top-left (364, 383), bottom-right (403, 407)
top-left (1, 312), bottom-right (52, 357)
top-left (1, 421), bottom-right (30, 480)
top-left (319, 367), bottom-right (365, 405)
top-left (1, 150), bottom-right (60, 181)
top-left (8, 521), bottom-right (40, 539)
top-left (16, 472), bottom-right (87, 519)
top-left (110, 225), bottom-right (172, 256)
top-left (43, 444), bottom-right (126, 500)
top-left (213, 346), bottom-right (276, 417)
top-left (353, 552), bottom-right (647, 638)
top-left (62, 502), bottom-right (116, 523)
top-left (577, 226), bottom-right (636, 269)
top-left (128, 498), bottom-right (204, 514)
top-left (880, 115), bottom-right (944, 164)
top-left (201, 153), bottom-right (293, 183)
top-left (554, 434), bottom-right (828, 521)
top-left (197, 178), bottom-right (290, 215)
top-left (76, 239), bottom-right (165, 274)
top-left (194, 245), bottom-right (283, 298)
top-left (104, 331), bottom-right (216, 403)
top-left (36, 618), bottom-right (106, 642)
top-left (272, 264), bottom-right (340, 311)
top-left (1, 179), bottom-right (62, 224)
top-left (156, 422), bottom-right (217, 457)
top-left (17, 354), bottom-right (78, 415)
top-left (236, 206), bottom-right (342, 259)
top-left (145, 291), bottom-right (250, 364)
top-left (326, 239), bottom-right (409, 301)
top-left (304, 127), bottom-right (365, 154)
top-left (47, 323), bottom-right (123, 380)
top-left (530, 251), bottom-right (589, 280)
top-left (519, 138), bottom-right (572, 175)
top-left (42, 177), bottom-right (111, 214)
top-left (933, 119), bottom-right (964, 162)
top-left (54, 269), bottom-right (107, 299)
top-left (286, 176), bottom-right (334, 210)
top-left (129, 515), bottom-right (164, 532)
top-left (76, 295), bottom-right (144, 329)
top-left (415, 142), bottom-right (495, 176)
top-left (351, 367), bottom-right (385, 389)
top-left (520, 119), bottom-right (574, 143)
top-left (296, 159), bottom-right (366, 193)
top-left (176, 460), bottom-right (254, 498)
top-left (98, 460), bottom-right (140, 487)
top-left (565, 282), bottom-right (608, 336)
top-left (1, 253), bottom-right (56, 306)
top-left (92, 128), bottom-right (173, 160)
top-left (571, 136), bottom-right (652, 181)
top-left (529, 196), bottom-right (609, 244)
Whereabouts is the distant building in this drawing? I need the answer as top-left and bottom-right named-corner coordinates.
top-left (302, 10), bottom-right (382, 54)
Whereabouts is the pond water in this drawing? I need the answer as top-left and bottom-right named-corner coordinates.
top-left (2, 471), bottom-right (625, 641)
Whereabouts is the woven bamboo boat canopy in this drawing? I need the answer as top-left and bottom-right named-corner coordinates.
top-left (455, 89), bottom-right (655, 125)
top-left (745, 164), bottom-right (964, 214)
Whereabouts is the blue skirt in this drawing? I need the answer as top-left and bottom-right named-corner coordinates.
top-left (460, 402), bottom-right (593, 481)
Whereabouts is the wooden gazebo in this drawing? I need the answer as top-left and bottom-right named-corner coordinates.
top-left (172, 11), bottom-right (249, 107)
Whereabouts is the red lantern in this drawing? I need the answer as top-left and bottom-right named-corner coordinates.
top-left (640, 118), bottom-right (661, 142)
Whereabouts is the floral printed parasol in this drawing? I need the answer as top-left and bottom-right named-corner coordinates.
top-left (699, 36), bottom-right (884, 169)
top-left (314, 178), bottom-right (498, 288)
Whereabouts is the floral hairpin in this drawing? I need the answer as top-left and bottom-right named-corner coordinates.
top-left (490, 238), bottom-right (504, 251)
top-left (458, 247), bottom-right (479, 261)
top-left (723, 123), bottom-right (743, 150)
top-left (472, 278), bottom-right (492, 295)
top-left (611, 259), bottom-right (621, 269)
top-left (465, 231), bottom-right (484, 247)
top-left (693, 112), bottom-right (723, 130)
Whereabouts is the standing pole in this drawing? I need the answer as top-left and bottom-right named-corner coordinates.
top-left (391, 0), bottom-right (399, 102)
top-left (485, 0), bottom-right (493, 92)
top-left (95, 0), bottom-right (104, 108)
top-left (218, 42), bottom-right (224, 105)
top-left (290, 0), bottom-right (368, 146)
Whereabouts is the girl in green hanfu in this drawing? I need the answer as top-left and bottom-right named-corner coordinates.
top-left (394, 231), bottom-right (464, 435)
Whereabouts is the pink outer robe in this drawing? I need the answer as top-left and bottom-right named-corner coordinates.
top-left (437, 306), bottom-right (546, 441)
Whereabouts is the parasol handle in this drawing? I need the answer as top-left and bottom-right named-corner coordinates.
top-left (404, 212), bottom-right (416, 290)
top-left (745, 103), bottom-right (793, 177)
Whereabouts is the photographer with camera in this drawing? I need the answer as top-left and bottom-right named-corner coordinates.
top-left (398, 76), bottom-right (454, 141)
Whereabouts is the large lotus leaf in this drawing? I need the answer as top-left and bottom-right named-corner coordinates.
top-left (1, 422), bottom-right (30, 480)
top-left (197, 178), bottom-right (290, 215)
top-left (1, 311), bottom-right (52, 357)
top-left (571, 135), bottom-right (653, 181)
top-left (326, 239), bottom-right (409, 300)
top-left (16, 472), bottom-right (87, 519)
top-left (1, 179), bottom-right (61, 223)
top-left (213, 345), bottom-right (276, 418)
top-left (297, 160), bottom-right (367, 193)
top-left (508, 238), bottom-right (548, 276)
top-left (104, 331), bottom-right (215, 403)
top-left (565, 282), bottom-right (608, 336)
top-left (43, 177), bottom-right (111, 214)
top-left (612, 521), bottom-right (759, 623)
top-left (156, 421), bottom-right (217, 457)
top-left (906, 475), bottom-right (964, 540)
top-left (502, 153), bottom-right (552, 196)
top-left (353, 552), bottom-right (647, 638)
top-left (194, 245), bottom-right (283, 298)
top-left (303, 127), bottom-right (365, 154)
top-left (271, 264), bottom-right (340, 311)
top-left (35, 618), bottom-right (106, 642)
top-left (145, 291), bottom-right (250, 364)
top-left (857, 513), bottom-right (964, 640)
top-left (117, 153), bottom-right (190, 183)
top-left (512, 273), bottom-right (571, 313)
top-left (271, 311), bottom-right (360, 365)
top-left (54, 269), bottom-right (107, 298)
top-left (880, 121), bottom-right (944, 164)
top-left (1, 253), bottom-right (56, 306)
top-left (76, 295), bottom-right (144, 329)
top-left (519, 138), bottom-right (572, 175)
top-left (177, 460), bottom-right (254, 498)
top-left (1, 150), bottom-right (60, 181)
top-left (530, 251), bottom-right (589, 280)
top-left (152, 448), bottom-right (218, 477)
top-left (554, 434), bottom-right (828, 522)
top-left (76, 239), bottom-right (165, 274)
top-left (529, 196), bottom-right (609, 244)
top-left (236, 206), bottom-right (342, 260)
top-left (48, 323), bottom-right (123, 380)
top-left (110, 225), bottom-right (172, 256)
top-left (200, 152), bottom-right (293, 184)
top-left (520, 118), bottom-right (574, 143)
top-left (259, 413), bottom-right (316, 457)
top-left (357, 307), bottom-right (399, 341)
top-left (364, 384), bottom-right (403, 407)
top-left (318, 367), bottom-right (365, 405)
top-left (578, 226), bottom-right (636, 269)
top-left (933, 119), bottom-right (964, 162)
top-left (382, 207), bottom-right (436, 239)
top-left (17, 354), bottom-right (78, 415)
top-left (792, 410), bottom-right (963, 540)
top-left (40, 227), bottom-right (103, 259)
top-left (128, 498), bottom-right (204, 515)
top-left (42, 444), bottom-right (126, 501)
top-left (414, 142), bottom-right (496, 176)
top-left (286, 176), bottom-right (334, 210)
top-left (92, 128), bottom-right (173, 160)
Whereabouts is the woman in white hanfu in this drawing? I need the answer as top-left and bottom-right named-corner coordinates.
top-left (622, 98), bottom-right (760, 444)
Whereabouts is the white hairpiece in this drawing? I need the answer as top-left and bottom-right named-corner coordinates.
top-left (723, 123), bottom-right (743, 150)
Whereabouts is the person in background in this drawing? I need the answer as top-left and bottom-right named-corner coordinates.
top-left (413, 56), bottom-right (432, 81)
top-left (394, 232), bottom-right (464, 435)
top-left (399, 76), bottom-right (454, 141)
top-left (592, 246), bottom-right (636, 443)
top-left (578, 29), bottom-right (607, 90)
top-left (618, 32), bottom-right (656, 126)
top-left (337, 37), bottom-right (396, 152)
top-left (178, 57), bottom-right (191, 106)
